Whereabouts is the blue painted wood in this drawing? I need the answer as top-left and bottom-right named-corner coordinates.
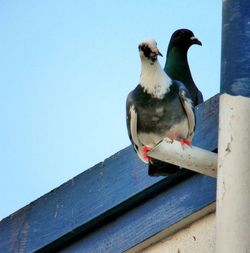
top-left (0, 148), bottom-right (161, 253)
top-left (192, 94), bottom-right (218, 151)
top-left (60, 174), bottom-right (216, 253)
top-left (0, 94), bottom-right (219, 253)
top-left (221, 0), bottom-right (250, 97)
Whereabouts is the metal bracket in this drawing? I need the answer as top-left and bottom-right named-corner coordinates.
top-left (148, 138), bottom-right (217, 178)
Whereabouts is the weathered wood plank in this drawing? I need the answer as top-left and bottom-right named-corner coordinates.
top-left (60, 174), bottom-right (216, 253)
top-left (193, 94), bottom-right (219, 150)
top-left (0, 94), bottom-right (219, 253)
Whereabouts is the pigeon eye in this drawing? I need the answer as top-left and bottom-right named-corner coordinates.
top-left (139, 44), bottom-right (146, 50)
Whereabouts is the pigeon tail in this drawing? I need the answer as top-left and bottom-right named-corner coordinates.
top-left (148, 159), bottom-right (180, 176)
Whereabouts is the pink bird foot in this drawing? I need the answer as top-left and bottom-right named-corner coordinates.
top-left (141, 145), bottom-right (152, 162)
top-left (180, 138), bottom-right (192, 149)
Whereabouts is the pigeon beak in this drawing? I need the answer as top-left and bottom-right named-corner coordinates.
top-left (151, 48), bottom-right (163, 57)
top-left (157, 50), bottom-right (163, 57)
top-left (190, 36), bottom-right (202, 46)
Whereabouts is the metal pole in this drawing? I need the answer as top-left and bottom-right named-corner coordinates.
top-left (221, 0), bottom-right (250, 97)
top-left (216, 94), bottom-right (250, 253)
top-left (219, 0), bottom-right (250, 253)
top-left (218, 1), bottom-right (250, 252)
top-left (148, 139), bottom-right (217, 178)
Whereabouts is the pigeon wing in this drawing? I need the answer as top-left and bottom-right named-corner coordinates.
top-left (126, 92), bottom-right (144, 159)
top-left (176, 81), bottom-right (196, 140)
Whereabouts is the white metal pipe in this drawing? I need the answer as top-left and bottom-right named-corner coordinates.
top-left (216, 94), bottom-right (250, 253)
top-left (148, 138), bottom-right (217, 178)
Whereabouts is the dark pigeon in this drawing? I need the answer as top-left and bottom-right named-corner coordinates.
top-left (164, 29), bottom-right (203, 106)
top-left (126, 39), bottom-right (196, 176)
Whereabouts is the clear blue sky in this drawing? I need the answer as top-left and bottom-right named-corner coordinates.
top-left (0, 1), bottom-right (221, 220)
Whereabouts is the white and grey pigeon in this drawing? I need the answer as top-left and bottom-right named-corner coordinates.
top-left (126, 39), bottom-right (196, 176)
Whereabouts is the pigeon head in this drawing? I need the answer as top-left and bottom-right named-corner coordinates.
top-left (138, 39), bottom-right (163, 63)
top-left (168, 29), bottom-right (202, 53)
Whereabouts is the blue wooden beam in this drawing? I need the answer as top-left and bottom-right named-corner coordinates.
top-left (60, 174), bottom-right (216, 253)
top-left (0, 94), bottom-right (219, 253)
top-left (221, 0), bottom-right (250, 97)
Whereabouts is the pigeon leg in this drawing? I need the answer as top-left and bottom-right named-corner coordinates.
top-left (141, 146), bottom-right (152, 162)
top-left (180, 138), bottom-right (192, 149)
